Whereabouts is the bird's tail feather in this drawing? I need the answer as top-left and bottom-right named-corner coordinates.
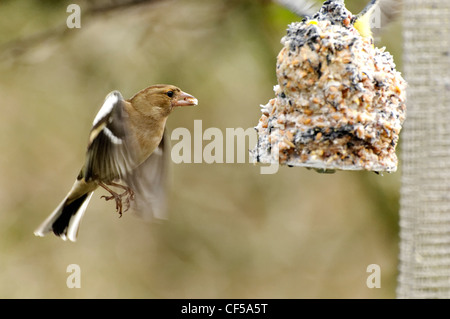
top-left (34, 191), bottom-right (93, 242)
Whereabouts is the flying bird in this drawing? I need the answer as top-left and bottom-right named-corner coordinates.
top-left (34, 84), bottom-right (198, 242)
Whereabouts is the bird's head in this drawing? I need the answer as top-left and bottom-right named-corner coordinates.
top-left (128, 84), bottom-right (198, 119)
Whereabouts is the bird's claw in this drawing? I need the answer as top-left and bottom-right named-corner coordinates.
top-left (101, 193), bottom-right (123, 217)
top-left (99, 183), bottom-right (135, 218)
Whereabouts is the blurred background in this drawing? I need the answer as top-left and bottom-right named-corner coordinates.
top-left (0, 0), bottom-right (403, 298)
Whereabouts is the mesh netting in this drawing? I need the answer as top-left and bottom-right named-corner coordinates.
top-left (397, 0), bottom-right (450, 298)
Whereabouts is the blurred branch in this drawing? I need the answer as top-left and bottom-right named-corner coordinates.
top-left (0, 0), bottom-right (166, 63)
top-left (274, 0), bottom-right (402, 24)
top-left (88, 0), bottom-right (164, 14)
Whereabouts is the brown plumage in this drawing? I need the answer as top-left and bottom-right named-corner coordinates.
top-left (34, 84), bottom-right (198, 242)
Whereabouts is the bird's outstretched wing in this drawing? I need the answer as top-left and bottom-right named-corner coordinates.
top-left (122, 132), bottom-right (169, 221)
top-left (83, 90), bottom-right (136, 182)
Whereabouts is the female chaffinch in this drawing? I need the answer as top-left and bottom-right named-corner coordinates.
top-left (34, 84), bottom-right (198, 242)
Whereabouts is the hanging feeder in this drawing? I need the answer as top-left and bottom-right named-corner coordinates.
top-left (253, 0), bottom-right (406, 173)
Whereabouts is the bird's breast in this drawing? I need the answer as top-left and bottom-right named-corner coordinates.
top-left (130, 118), bottom-right (167, 166)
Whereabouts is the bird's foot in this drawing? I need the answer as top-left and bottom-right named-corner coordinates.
top-left (100, 192), bottom-right (123, 216)
top-left (99, 182), bottom-right (135, 217)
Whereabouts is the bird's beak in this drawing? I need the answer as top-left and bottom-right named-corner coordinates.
top-left (173, 91), bottom-right (198, 107)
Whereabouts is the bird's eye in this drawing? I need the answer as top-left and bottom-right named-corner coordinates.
top-left (166, 91), bottom-right (174, 98)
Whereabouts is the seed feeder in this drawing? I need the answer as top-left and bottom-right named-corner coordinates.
top-left (253, 0), bottom-right (406, 173)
